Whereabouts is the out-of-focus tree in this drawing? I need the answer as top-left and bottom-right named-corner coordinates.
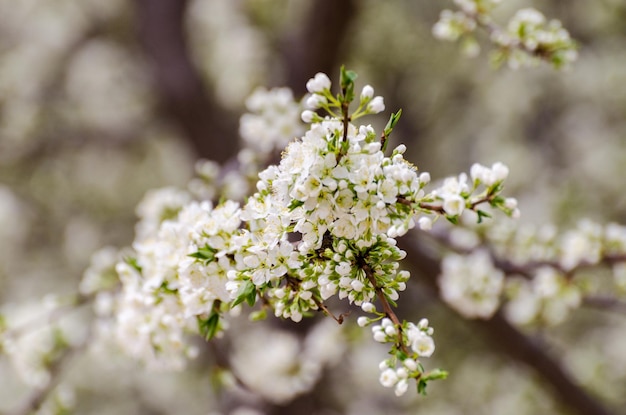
top-left (1, 1), bottom-right (626, 415)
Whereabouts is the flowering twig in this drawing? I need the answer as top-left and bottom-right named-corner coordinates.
top-left (361, 262), bottom-right (408, 354)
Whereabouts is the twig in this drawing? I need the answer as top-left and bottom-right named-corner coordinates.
top-left (361, 262), bottom-right (408, 354)
top-left (582, 295), bottom-right (626, 314)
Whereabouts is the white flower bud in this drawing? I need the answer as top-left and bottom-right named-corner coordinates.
top-left (373, 330), bottom-right (387, 343)
top-left (394, 144), bottom-right (407, 154)
top-left (306, 72), bottom-right (331, 93)
top-left (418, 216), bottom-right (433, 231)
top-left (301, 110), bottom-right (315, 123)
top-left (351, 279), bottom-right (365, 292)
top-left (504, 197), bottom-right (518, 209)
top-left (384, 324), bottom-right (397, 336)
top-left (361, 84), bottom-right (374, 100)
top-left (361, 302), bottom-right (376, 313)
top-left (367, 96), bottom-right (385, 114)
top-left (403, 358), bottom-right (418, 371)
top-left (491, 162), bottom-right (509, 182)
top-left (305, 94), bottom-right (327, 109)
top-left (394, 379), bottom-right (409, 396)
top-left (357, 316), bottom-right (369, 327)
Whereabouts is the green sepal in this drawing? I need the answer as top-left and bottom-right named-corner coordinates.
top-left (158, 281), bottom-right (177, 295)
top-left (489, 195), bottom-right (505, 207)
top-left (198, 311), bottom-right (220, 341)
top-left (232, 280), bottom-right (257, 308)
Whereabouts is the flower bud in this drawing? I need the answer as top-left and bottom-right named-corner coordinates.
top-left (361, 84), bottom-right (374, 100)
top-left (367, 96), bottom-right (385, 114)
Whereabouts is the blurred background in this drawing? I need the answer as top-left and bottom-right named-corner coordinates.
top-left (1, 0), bottom-right (626, 414)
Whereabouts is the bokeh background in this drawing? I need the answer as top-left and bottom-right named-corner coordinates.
top-left (1, 0), bottom-right (626, 414)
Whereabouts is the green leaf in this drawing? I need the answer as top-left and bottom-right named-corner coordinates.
top-left (417, 378), bottom-right (429, 395)
top-left (288, 199), bottom-right (305, 211)
top-left (446, 215), bottom-right (459, 225)
top-left (340, 66), bottom-right (358, 88)
top-left (476, 210), bottom-right (492, 224)
top-left (232, 280), bottom-right (256, 308)
top-left (198, 312), bottom-right (220, 341)
top-left (189, 245), bottom-right (218, 262)
top-left (340, 66), bottom-right (357, 104)
top-left (124, 256), bottom-right (142, 272)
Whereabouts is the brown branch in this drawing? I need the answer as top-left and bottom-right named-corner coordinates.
top-left (134, 0), bottom-right (238, 163)
top-left (313, 296), bottom-right (349, 324)
top-left (399, 230), bottom-right (616, 415)
top-left (361, 262), bottom-right (408, 354)
top-left (583, 295), bottom-right (626, 314)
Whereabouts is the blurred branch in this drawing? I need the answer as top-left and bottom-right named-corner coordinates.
top-left (281, 0), bottom-right (358, 94)
top-left (134, 0), bottom-right (238, 163)
top-left (399, 231), bottom-right (616, 415)
top-left (583, 295), bottom-right (626, 314)
top-left (7, 334), bottom-right (90, 415)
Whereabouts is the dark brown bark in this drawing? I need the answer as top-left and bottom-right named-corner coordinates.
top-left (281, 0), bottom-right (358, 94)
top-left (134, 0), bottom-right (238, 163)
top-left (399, 231), bottom-right (616, 415)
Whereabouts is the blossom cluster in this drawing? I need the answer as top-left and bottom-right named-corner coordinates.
top-left (371, 317), bottom-right (441, 396)
top-left (73, 70), bottom-right (519, 397)
top-left (437, 218), bottom-right (626, 326)
top-left (229, 319), bottom-right (345, 404)
top-left (433, 0), bottom-right (577, 69)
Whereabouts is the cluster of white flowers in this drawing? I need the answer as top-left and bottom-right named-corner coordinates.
top-left (439, 250), bottom-right (505, 319)
top-left (428, 161), bottom-right (519, 220)
top-left (505, 267), bottom-right (581, 326)
top-left (230, 319), bottom-right (344, 404)
top-left (240, 87), bottom-right (305, 154)
top-left (437, 218), bottom-right (626, 326)
top-left (374, 318), bottom-right (437, 396)
top-left (87, 198), bottom-right (243, 369)
top-left (73, 70), bottom-right (518, 397)
top-left (0, 298), bottom-right (86, 389)
top-left (433, 0), bottom-right (577, 69)
top-left (432, 10), bottom-right (477, 43)
top-left (493, 8), bottom-right (578, 69)
top-left (229, 113), bottom-right (426, 322)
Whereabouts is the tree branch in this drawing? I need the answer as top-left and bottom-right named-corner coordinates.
top-left (134, 0), bottom-right (238, 163)
top-left (399, 230), bottom-right (616, 415)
